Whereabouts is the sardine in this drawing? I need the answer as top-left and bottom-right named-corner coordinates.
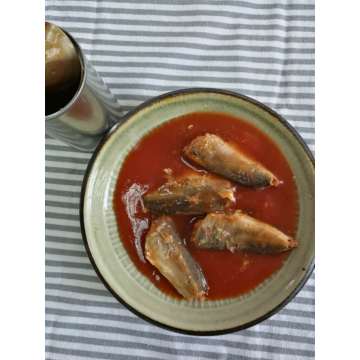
top-left (145, 216), bottom-right (208, 299)
top-left (143, 173), bottom-right (235, 215)
top-left (183, 133), bottom-right (279, 187)
top-left (191, 211), bottom-right (297, 254)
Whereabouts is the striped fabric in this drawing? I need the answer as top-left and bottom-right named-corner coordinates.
top-left (45, 1), bottom-right (315, 359)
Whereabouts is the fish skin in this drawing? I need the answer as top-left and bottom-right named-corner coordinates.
top-left (145, 216), bottom-right (208, 300)
top-left (183, 133), bottom-right (280, 187)
top-left (191, 210), bottom-right (297, 254)
top-left (121, 183), bottom-right (149, 262)
top-left (143, 173), bottom-right (235, 215)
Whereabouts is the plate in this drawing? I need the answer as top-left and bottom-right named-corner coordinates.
top-left (80, 88), bottom-right (315, 335)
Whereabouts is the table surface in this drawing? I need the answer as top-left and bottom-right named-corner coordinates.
top-left (45, 1), bottom-right (315, 359)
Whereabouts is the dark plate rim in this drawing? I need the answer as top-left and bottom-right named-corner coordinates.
top-left (80, 87), bottom-right (315, 336)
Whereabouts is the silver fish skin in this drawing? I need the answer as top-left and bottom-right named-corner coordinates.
top-left (191, 211), bottom-right (297, 254)
top-left (183, 133), bottom-right (280, 187)
top-left (145, 216), bottom-right (208, 300)
top-left (143, 173), bottom-right (235, 215)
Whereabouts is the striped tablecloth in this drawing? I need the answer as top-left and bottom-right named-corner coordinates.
top-left (45, 1), bottom-right (315, 359)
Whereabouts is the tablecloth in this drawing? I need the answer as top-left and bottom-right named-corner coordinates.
top-left (45, 1), bottom-right (315, 359)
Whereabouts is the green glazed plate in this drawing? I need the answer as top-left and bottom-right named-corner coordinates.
top-left (80, 88), bottom-right (315, 335)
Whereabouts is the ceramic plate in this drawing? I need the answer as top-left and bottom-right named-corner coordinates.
top-left (80, 88), bottom-right (315, 335)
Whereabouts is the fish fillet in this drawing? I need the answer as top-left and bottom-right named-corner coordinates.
top-left (145, 216), bottom-right (208, 299)
top-left (191, 211), bottom-right (297, 254)
top-left (183, 133), bottom-right (279, 187)
top-left (143, 173), bottom-right (235, 215)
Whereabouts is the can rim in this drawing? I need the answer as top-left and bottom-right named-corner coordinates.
top-left (45, 22), bottom-right (86, 121)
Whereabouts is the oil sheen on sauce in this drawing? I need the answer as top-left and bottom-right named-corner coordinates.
top-left (113, 112), bottom-right (299, 300)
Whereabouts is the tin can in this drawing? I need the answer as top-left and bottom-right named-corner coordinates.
top-left (45, 22), bottom-right (123, 152)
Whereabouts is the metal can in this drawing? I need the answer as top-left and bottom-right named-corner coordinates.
top-left (45, 22), bottom-right (123, 152)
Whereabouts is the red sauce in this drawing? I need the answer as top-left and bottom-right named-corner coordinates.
top-left (113, 112), bottom-right (298, 300)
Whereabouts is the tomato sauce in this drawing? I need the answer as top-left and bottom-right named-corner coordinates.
top-left (113, 112), bottom-right (298, 300)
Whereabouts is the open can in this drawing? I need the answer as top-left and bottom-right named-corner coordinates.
top-left (45, 22), bottom-right (123, 152)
